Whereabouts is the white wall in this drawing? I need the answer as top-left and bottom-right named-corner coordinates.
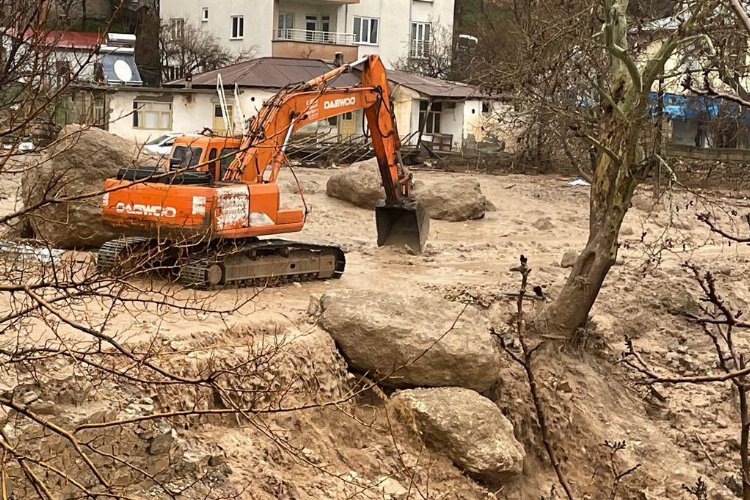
top-left (273, 1), bottom-right (340, 34)
top-left (160, 0), bottom-right (275, 57)
top-left (107, 87), bottom-right (360, 145)
top-left (347, 0), bottom-right (455, 67)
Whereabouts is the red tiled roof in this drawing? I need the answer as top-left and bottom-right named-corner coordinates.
top-left (46, 30), bottom-right (102, 49)
top-left (10, 29), bottom-right (103, 50)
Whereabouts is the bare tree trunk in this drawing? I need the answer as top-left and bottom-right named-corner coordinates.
top-left (534, 120), bottom-right (640, 338)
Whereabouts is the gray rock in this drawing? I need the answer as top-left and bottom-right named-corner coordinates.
top-left (325, 158), bottom-right (384, 209)
top-left (148, 431), bottom-right (174, 455)
top-left (375, 476), bottom-right (408, 497)
top-left (21, 125), bottom-right (160, 248)
top-left (391, 387), bottom-right (525, 483)
top-left (560, 251), bottom-right (578, 268)
top-left (724, 474), bottom-right (742, 497)
top-left (325, 160), bottom-right (495, 222)
top-left (28, 400), bottom-right (57, 415)
top-left (317, 289), bottom-right (503, 391)
top-left (532, 217), bottom-right (555, 231)
top-left (414, 181), bottom-right (496, 222)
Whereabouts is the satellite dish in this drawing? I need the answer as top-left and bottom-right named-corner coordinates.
top-left (113, 59), bottom-right (133, 82)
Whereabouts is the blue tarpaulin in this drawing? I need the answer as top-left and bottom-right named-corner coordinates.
top-left (647, 92), bottom-right (719, 119)
top-left (648, 92), bottom-right (750, 123)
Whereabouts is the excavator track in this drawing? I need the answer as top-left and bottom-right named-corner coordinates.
top-left (97, 238), bottom-right (345, 290)
top-left (96, 237), bottom-right (153, 274)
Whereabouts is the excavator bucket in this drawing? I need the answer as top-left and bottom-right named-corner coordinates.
top-left (375, 199), bottom-right (430, 254)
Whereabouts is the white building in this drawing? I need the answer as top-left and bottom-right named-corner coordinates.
top-left (388, 69), bottom-right (508, 152)
top-left (106, 56), bottom-right (507, 153)
top-left (107, 57), bottom-right (363, 144)
top-left (159, 0), bottom-right (455, 70)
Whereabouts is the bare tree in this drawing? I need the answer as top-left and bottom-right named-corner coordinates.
top-left (474, 1), bottom-right (741, 340)
top-left (393, 22), bottom-right (454, 80)
top-left (160, 21), bottom-right (256, 82)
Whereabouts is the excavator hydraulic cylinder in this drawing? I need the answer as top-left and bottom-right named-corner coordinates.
top-left (375, 199), bottom-right (430, 254)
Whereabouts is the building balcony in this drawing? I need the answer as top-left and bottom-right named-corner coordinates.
top-left (409, 41), bottom-right (432, 60)
top-left (272, 29), bottom-right (358, 61)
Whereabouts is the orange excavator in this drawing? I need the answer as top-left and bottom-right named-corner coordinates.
top-left (97, 55), bottom-right (429, 288)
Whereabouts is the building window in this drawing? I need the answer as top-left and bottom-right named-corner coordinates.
top-left (133, 101), bottom-right (172, 130)
top-left (277, 12), bottom-right (294, 39)
top-left (201, 7), bottom-right (208, 22)
top-left (419, 101), bottom-right (441, 134)
top-left (94, 95), bottom-right (106, 127)
top-left (169, 18), bottom-right (185, 39)
top-left (353, 17), bottom-right (379, 45)
top-left (55, 60), bottom-right (71, 85)
top-left (410, 22), bottom-right (431, 59)
top-left (231, 15), bottom-right (244, 39)
top-left (481, 101), bottom-right (491, 114)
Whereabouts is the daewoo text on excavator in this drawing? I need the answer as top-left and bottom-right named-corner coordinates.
top-left (97, 55), bottom-right (429, 288)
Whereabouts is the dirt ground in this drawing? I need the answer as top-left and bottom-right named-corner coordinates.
top-left (3, 163), bottom-right (750, 498)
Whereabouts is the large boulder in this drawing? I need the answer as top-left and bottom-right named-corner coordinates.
top-left (390, 387), bottom-right (525, 483)
top-left (326, 160), bottom-right (495, 222)
top-left (314, 289), bottom-right (504, 391)
top-left (21, 125), bottom-right (159, 248)
top-left (326, 158), bottom-right (383, 209)
top-left (414, 180), bottom-right (496, 222)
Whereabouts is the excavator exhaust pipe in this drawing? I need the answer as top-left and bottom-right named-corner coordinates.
top-left (375, 199), bottom-right (430, 254)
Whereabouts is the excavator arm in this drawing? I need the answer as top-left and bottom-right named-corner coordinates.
top-left (225, 55), bottom-right (429, 252)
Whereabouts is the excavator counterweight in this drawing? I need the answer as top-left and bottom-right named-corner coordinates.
top-left (97, 55), bottom-right (429, 287)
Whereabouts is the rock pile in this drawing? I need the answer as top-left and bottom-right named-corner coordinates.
top-left (21, 125), bottom-right (160, 248)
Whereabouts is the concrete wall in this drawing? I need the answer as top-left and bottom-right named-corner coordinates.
top-left (346, 0), bottom-right (455, 66)
top-left (670, 119), bottom-right (699, 147)
top-left (53, 0), bottom-right (113, 21)
top-left (160, 0), bottom-right (275, 58)
top-left (108, 90), bottom-right (216, 144)
top-left (665, 143), bottom-right (750, 162)
top-left (272, 41), bottom-right (358, 60)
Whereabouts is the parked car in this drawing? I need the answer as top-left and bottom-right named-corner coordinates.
top-left (143, 133), bottom-right (182, 156)
top-left (1, 137), bottom-right (35, 152)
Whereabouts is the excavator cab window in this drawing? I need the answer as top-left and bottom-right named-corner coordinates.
top-left (170, 146), bottom-right (203, 171)
top-left (219, 148), bottom-right (238, 180)
top-left (208, 148), bottom-right (218, 180)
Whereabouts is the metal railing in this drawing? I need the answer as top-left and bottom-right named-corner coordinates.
top-left (409, 41), bottom-right (431, 59)
top-left (274, 28), bottom-right (356, 45)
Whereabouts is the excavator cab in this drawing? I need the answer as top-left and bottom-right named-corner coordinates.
top-left (375, 200), bottom-right (429, 254)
